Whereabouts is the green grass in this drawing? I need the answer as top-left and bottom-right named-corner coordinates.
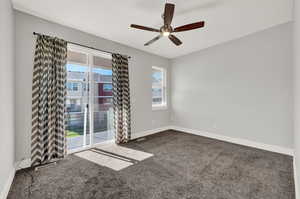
top-left (66, 130), bottom-right (81, 138)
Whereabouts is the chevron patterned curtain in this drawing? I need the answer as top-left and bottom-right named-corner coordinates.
top-left (112, 54), bottom-right (131, 144)
top-left (31, 35), bottom-right (67, 166)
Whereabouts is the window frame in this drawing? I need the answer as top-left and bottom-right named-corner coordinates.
top-left (152, 66), bottom-right (167, 111)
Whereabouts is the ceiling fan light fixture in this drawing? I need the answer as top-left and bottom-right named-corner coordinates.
top-left (162, 31), bottom-right (170, 37)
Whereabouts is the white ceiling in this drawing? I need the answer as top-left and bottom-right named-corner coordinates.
top-left (12, 0), bottom-right (293, 58)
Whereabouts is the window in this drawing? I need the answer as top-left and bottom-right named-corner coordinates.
top-left (103, 83), bottom-right (113, 92)
top-left (73, 83), bottom-right (78, 91)
top-left (67, 82), bottom-right (79, 91)
top-left (66, 98), bottom-right (82, 112)
top-left (152, 66), bottom-right (167, 109)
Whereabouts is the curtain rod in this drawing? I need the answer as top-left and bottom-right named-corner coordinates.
top-left (33, 32), bottom-right (131, 59)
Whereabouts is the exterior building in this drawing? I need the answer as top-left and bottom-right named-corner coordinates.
top-left (66, 70), bottom-right (113, 135)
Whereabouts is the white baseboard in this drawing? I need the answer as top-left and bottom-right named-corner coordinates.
top-left (0, 167), bottom-right (15, 199)
top-left (169, 126), bottom-right (294, 156)
top-left (131, 126), bottom-right (172, 140)
top-left (295, 157), bottom-right (299, 199)
top-left (16, 158), bottom-right (31, 170)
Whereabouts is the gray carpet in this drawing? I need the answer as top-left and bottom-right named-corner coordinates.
top-left (8, 130), bottom-right (295, 199)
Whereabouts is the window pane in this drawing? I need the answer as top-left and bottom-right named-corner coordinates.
top-left (152, 67), bottom-right (166, 106)
top-left (152, 68), bottom-right (162, 86)
top-left (66, 61), bottom-right (90, 150)
top-left (152, 88), bottom-right (162, 104)
top-left (92, 64), bottom-right (114, 143)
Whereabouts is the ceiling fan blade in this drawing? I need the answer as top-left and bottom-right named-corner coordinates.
top-left (173, 21), bottom-right (205, 32)
top-left (130, 24), bottom-right (160, 32)
top-left (168, 34), bottom-right (182, 46)
top-left (164, 3), bottom-right (175, 26)
top-left (144, 35), bottom-right (162, 46)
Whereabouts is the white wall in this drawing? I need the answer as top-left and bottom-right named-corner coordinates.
top-left (14, 11), bottom-right (171, 162)
top-left (0, 0), bottom-right (15, 197)
top-left (171, 23), bottom-right (293, 149)
top-left (294, 0), bottom-right (300, 196)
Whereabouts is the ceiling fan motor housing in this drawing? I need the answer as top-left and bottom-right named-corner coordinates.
top-left (160, 26), bottom-right (172, 33)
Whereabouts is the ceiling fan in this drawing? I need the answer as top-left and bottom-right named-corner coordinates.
top-left (130, 3), bottom-right (205, 46)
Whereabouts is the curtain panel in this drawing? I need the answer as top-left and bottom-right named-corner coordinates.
top-left (31, 35), bottom-right (67, 166)
top-left (112, 54), bottom-right (131, 144)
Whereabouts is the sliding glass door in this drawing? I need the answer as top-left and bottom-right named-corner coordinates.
top-left (66, 44), bottom-right (113, 152)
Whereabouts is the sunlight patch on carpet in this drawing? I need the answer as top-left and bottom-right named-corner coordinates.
top-left (75, 144), bottom-right (153, 171)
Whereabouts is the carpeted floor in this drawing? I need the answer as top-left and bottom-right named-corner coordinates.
top-left (8, 130), bottom-right (295, 199)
